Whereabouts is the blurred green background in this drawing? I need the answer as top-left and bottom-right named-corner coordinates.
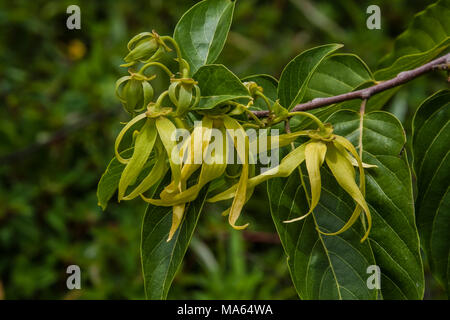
top-left (0, 0), bottom-right (446, 299)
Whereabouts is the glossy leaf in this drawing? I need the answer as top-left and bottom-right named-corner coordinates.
top-left (174, 0), bottom-right (235, 74)
top-left (375, 0), bottom-right (450, 80)
top-left (269, 110), bottom-right (424, 299)
top-left (290, 53), bottom-right (375, 131)
top-left (141, 179), bottom-right (209, 299)
top-left (193, 64), bottom-right (251, 109)
top-left (412, 90), bottom-right (450, 295)
top-left (278, 44), bottom-right (342, 110)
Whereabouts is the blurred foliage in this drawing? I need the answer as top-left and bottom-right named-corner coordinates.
top-left (0, 0), bottom-right (446, 299)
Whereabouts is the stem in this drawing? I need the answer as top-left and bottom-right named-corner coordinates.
top-left (160, 36), bottom-right (184, 74)
top-left (229, 101), bottom-right (266, 127)
top-left (252, 52), bottom-right (450, 117)
top-left (139, 62), bottom-right (174, 78)
top-left (255, 92), bottom-right (273, 112)
top-left (244, 108), bottom-right (266, 127)
top-left (153, 90), bottom-right (169, 111)
top-left (289, 111), bottom-right (325, 131)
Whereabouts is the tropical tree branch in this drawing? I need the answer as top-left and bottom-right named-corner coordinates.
top-left (253, 52), bottom-right (450, 117)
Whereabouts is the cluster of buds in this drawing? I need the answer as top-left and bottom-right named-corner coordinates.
top-left (115, 31), bottom-right (199, 116)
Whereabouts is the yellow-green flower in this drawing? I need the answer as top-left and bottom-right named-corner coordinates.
top-left (113, 94), bottom-right (180, 204)
top-left (140, 115), bottom-right (253, 238)
top-left (209, 121), bottom-right (375, 242)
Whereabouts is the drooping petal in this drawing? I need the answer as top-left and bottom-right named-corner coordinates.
top-left (141, 117), bottom-right (221, 206)
top-left (179, 117), bottom-right (213, 185)
top-left (141, 141), bottom-right (226, 206)
top-left (333, 139), bottom-right (377, 169)
top-left (156, 117), bottom-right (181, 189)
top-left (323, 142), bottom-right (371, 242)
top-left (222, 115), bottom-right (250, 230)
top-left (114, 113), bottom-right (147, 164)
top-left (121, 141), bottom-right (168, 200)
top-left (208, 142), bottom-right (307, 202)
top-left (334, 135), bottom-right (372, 241)
top-left (283, 140), bottom-right (328, 223)
top-left (167, 204), bottom-right (185, 242)
top-left (160, 117), bottom-right (213, 196)
top-left (305, 141), bottom-right (327, 213)
top-left (249, 130), bottom-right (310, 156)
top-left (118, 119), bottom-right (157, 201)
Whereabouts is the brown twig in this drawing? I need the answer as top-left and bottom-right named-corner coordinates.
top-left (253, 52), bottom-right (450, 117)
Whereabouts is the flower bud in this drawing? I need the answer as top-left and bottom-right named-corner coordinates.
top-left (168, 78), bottom-right (200, 115)
top-left (124, 36), bottom-right (159, 64)
top-left (115, 74), bottom-right (155, 114)
top-left (123, 31), bottom-right (170, 66)
top-left (243, 81), bottom-right (263, 97)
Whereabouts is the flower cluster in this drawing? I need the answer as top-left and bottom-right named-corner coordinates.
top-left (112, 31), bottom-right (375, 242)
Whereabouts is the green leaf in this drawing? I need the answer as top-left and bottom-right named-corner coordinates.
top-left (269, 110), bottom-right (424, 299)
top-left (289, 53), bottom-right (374, 130)
top-left (278, 44), bottom-right (343, 110)
top-left (375, 0), bottom-right (450, 80)
top-left (241, 74), bottom-right (278, 111)
top-left (268, 168), bottom-right (379, 300)
top-left (302, 54), bottom-right (374, 102)
top-left (412, 89), bottom-right (450, 295)
top-left (174, 0), bottom-right (235, 75)
top-left (193, 64), bottom-right (251, 110)
top-left (97, 148), bottom-right (155, 210)
top-left (141, 179), bottom-right (209, 299)
top-left (328, 111), bottom-right (424, 299)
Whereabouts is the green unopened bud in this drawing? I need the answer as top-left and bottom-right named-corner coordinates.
top-left (168, 78), bottom-right (200, 115)
top-left (115, 74), bottom-right (155, 114)
top-left (123, 31), bottom-right (170, 66)
top-left (124, 37), bottom-right (159, 63)
top-left (243, 81), bottom-right (263, 97)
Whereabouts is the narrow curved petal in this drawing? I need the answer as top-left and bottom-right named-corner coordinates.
top-left (118, 119), bottom-right (157, 201)
top-left (223, 116), bottom-right (250, 230)
top-left (167, 204), bottom-right (185, 242)
top-left (334, 135), bottom-right (372, 241)
top-left (323, 142), bottom-right (371, 242)
top-left (122, 143), bottom-right (168, 200)
top-left (142, 119), bottom-right (225, 206)
top-left (114, 113), bottom-right (147, 164)
top-left (208, 142), bottom-right (306, 203)
top-left (333, 139), bottom-right (376, 169)
top-left (156, 117), bottom-right (181, 188)
top-left (305, 141), bottom-right (327, 213)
